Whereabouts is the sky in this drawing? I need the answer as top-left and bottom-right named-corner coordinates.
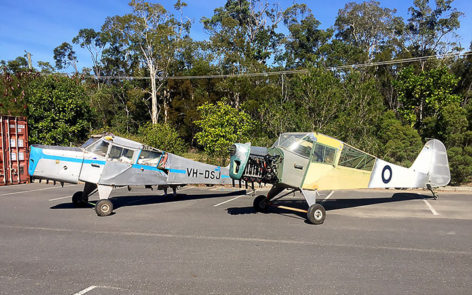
top-left (1, 0), bottom-right (471, 71)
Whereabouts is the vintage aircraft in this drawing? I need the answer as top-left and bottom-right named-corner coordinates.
top-left (229, 132), bottom-right (450, 224)
top-left (29, 134), bottom-right (231, 216)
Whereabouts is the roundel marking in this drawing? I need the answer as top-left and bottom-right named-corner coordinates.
top-left (382, 165), bottom-right (392, 184)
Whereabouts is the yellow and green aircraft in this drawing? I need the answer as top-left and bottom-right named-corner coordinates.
top-left (229, 132), bottom-right (450, 224)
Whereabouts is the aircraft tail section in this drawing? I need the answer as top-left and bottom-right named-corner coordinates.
top-left (369, 139), bottom-right (450, 189)
top-left (410, 139), bottom-right (450, 187)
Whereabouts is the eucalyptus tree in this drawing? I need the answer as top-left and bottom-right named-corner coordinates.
top-left (279, 3), bottom-right (332, 68)
top-left (405, 0), bottom-right (463, 70)
top-left (53, 42), bottom-right (78, 73)
top-left (202, 0), bottom-right (284, 108)
top-left (72, 28), bottom-right (106, 87)
top-left (334, 0), bottom-right (403, 62)
top-left (102, 0), bottom-right (191, 124)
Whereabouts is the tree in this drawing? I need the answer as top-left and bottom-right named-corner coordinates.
top-left (102, 0), bottom-right (191, 124)
top-left (376, 111), bottom-right (423, 166)
top-left (291, 67), bottom-right (342, 132)
top-left (72, 28), bottom-right (106, 86)
top-left (53, 42), bottom-right (78, 73)
top-left (334, 1), bottom-right (403, 61)
top-left (1, 56), bottom-right (29, 73)
top-left (280, 4), bottom-right (332, 68)
top-left (138, 122), bottom-right (186, 154)
top-left (195, 100), bottom-right (253, 164)
top-left (395, 66), bottom-right (461, 131)
top-left (405, 0), bottom-right (463, 70)
top-left (26, 75), bottom-right (91, 145)
top-left (202, 0), bottom-right (284, 107)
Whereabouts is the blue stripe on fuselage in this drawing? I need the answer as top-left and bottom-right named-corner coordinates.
top-left (169, 169), bottom-right (186, 174)
top-left (28, 146), bottom-right (105, 176)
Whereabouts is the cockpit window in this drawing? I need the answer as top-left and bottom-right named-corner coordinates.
top-left (109, 145), bottom-right (135, 163)
top-left (312, 143), bottom-right (336, 165)
top-left (81, 137), bottom-right (99, 149)
top-left (338, 145), bottom-right (375, 171)
top-left (87, 140), bottom-right (109, 157)
top-left (274, 133), bottom-right (316, 158)
top-left (138, 150), bottom-right (162, 166)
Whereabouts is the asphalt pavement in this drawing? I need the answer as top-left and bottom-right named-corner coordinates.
top-left (0, 183), bottom-right (471, 294)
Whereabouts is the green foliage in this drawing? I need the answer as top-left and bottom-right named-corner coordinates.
top-left (376, 111), bottom-right (423, 166)
top-left (137, 122), bottom-right (186, 154)
top-left (195, 100), bottom-right (253, 163)
top-left (395, 66), bottom-right (461, 130)
top-left (448, 146), bottom-right (472, 185)
top-left (0, 72), bottom-right (38, 116)
top-left (26, 75), bottom-right (91, 145)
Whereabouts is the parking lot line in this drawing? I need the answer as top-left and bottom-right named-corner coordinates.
top-left (48, 195), bottom-right (72, 202)
top-left (423, 199), bottom-right (439, 216)
top-left (0, 184), bottom-right (78, 197)
top-left (213, 195), bottom-right (245, 207)
top-left (73, 285), bottom-right (96, 295)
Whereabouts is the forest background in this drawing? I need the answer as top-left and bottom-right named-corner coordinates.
top-left (1, 0), bottom-right (471, 185)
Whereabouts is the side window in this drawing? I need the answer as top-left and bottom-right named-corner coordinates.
top-left (311, 143), bottom-right (336, 165)
top-left (138, 150), bottom-right (162, 166)
top-left (338, 145), bottom-right (375, 171)
top-left (109, 145), bottom-right (135, 163)
top-left (88, 141), bottom-right (109, 157)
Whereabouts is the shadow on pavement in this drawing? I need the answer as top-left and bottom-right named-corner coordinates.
top-left (50, 190), bottom-right (247, 210)
top-left (226, 192), bottom-right (434, 219)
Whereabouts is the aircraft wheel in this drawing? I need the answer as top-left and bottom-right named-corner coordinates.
top-left (95, 199), bottom-right (113, 216)
top-left (307, 204), bottom-right (326, 225)
top-left (72, 191), bottom-right (88, 207)
top-left (253, 195), bottom-right (270, 212)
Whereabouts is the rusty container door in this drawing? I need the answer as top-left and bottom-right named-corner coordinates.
top-left (0, 116), bottom-right (29, 185)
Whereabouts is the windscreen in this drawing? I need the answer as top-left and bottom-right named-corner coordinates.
top-left (273, 133), bottom-right (316, 158)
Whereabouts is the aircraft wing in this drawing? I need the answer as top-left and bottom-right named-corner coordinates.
top-left (165, 153), bottom-right (231, 185)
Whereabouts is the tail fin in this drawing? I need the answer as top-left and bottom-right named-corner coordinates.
top-left (410, 139), bottom-right (450, 187)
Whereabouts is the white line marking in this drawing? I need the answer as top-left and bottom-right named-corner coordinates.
top-left (2, 224), bottom-right (469, 256)
top-left (321, 191), bottom-right (334, 203)
top-left (73, 285), bottom-right (97, 295)
top-left (423, 199), bottom-right (439, 215)
top-left (213, 195), bottom-right (245, 207)
top-left (0, 184), bottom-right (78, 197)
top-left (48, 195), bottom-right (71, 202)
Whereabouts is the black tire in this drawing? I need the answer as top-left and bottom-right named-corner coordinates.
top-left (72, 191), bottom-right (88, 207)
top-left (307, 204), bottom-right (326, 225)
top-left (253, 195), bottom-right (270, 212)
top-left (95, 199), bottom-right (113, 217)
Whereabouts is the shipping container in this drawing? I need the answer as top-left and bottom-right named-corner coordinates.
top-left (0, 116), bottom-right (29, 185)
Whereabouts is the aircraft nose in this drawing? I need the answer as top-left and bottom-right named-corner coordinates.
top-left (28, 145), bottom-right (42, 176)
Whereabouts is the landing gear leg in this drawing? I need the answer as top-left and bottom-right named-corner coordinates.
top-left (72, 182), bottom-right (97, 207)
top-left (427, 184), bottom-right (438, 200)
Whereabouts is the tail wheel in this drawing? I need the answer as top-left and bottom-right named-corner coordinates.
top-left (307, 204), bottom-right (326, 225)
top-left (72, 191), bottom-right (88, 207)
top-left (95, 199), bottom-right (113, 216)
top-left (253, 195), bottom-right (270, 212)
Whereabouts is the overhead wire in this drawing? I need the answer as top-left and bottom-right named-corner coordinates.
top-left (70, 51), bottom-right (472, 81)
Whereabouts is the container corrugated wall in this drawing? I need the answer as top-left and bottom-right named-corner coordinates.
top-left (0, 116), bottom-right (29, 185)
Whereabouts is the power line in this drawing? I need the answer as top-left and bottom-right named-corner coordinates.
top-left (75, 51), bottom-right (472, 81)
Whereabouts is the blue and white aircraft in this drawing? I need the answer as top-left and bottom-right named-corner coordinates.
top-left (29, 134), bottom-right (231, 216)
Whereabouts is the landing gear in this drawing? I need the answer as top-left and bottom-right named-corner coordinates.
top-left (307, 204), bottom-right (326, 225)
top-left (252, 186), bottom-right (328, 224)
top-left (427, 184), bottom-right (438, 200)
top-left (253, 195), bottom-right (270, 212)
top-left (72, 191), bottom-right (88, 207)
top-left (95, 199), bottom-right (113, 216)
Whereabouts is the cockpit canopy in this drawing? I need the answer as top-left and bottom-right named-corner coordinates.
top-left (81, 135), bottom-right (164, 166)
top-left (271, 132), bottom-right (376, 171)
top-left (271, 133), bottom-right (316, 158)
